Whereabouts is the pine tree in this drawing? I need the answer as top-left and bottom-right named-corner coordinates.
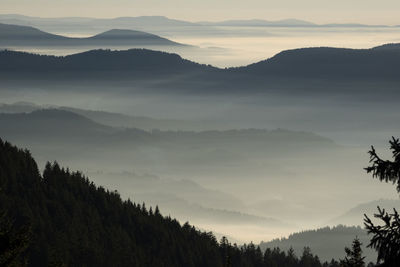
top-left (340, 237), bottom-right (365, 267)
top-left (0, 212), bottom-right (30, 267)
top-left (364, 137), bottom-right (400, 265)
top-left (220, 236), bottom-right (232, 267)
top-left (287, 247), bottom-right (298, 266)
top-left (154, 205), bottom-right (161, 216)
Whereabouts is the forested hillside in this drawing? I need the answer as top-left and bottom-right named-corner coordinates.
top-left (0, 139), bottom-right (342, 266)
top-left (259, 225), bottom-right (377, 263)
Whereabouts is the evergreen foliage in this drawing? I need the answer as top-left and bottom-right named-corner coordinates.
top-left (340, 237), bottom-right (365, 267)
top-left (0, 138), bottom-right (341, 266)
top-left (259, 225), bottom-right (374, 263)
top-left (364, 137), bottom-right (400, 266)
top-left (0, 211), bottom-right (31, 266)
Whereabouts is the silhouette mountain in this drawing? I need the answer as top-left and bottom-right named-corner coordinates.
top-left (0, 109), bottom-right (117, 143)
top-left (0, 108), bottom-right (336, 174)
top-left (0, 23), bottom-right (67, 41)
top-left (200, 19), bottom-right (315, 27)
top-left (0, 138), bottom-right (341, 267)
top-left (0, 109), bottom-right (333, 146)
top-left (0, 102), bottom-right (226, 131)
top-left (1, 45), bottom-right (399, 84)
top-left (0, 15), bottom-right (210, 38)
top-left (101, 15), bottom-right (198, 27)
top-left (0, 14), bottom-right (197, 26)
top-left (0, 14), bottom-right (391, 31)
top-left (0, 49), bottom-right (208, 73)
top-left (372, 43), bottom-right (400, 50)
top-left (328, 199), bottom-right (400, 226)
top-left (0, 138), bottom-right (226, 266)
top-left (0, 23), bottom-right (186, 46)
top-left (237, 46), bottom-right (400, 81)
top-left (259, 225), bottom-right (377, 263)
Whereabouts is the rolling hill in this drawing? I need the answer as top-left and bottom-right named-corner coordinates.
top-left (237, 46), bottom-right (400, 81)
top-left (0, 49), bottom-right (208, 73)
top-left (0, 102), bottom-right (226, 131)
top-left (0, 22), bottom-right (67, 41)
top-left (0, 14), bottom-right (392, 31)
top-left (328, 199), bottom-right (400, 226)
top-left (259, 225), bottom-right (377, 263)
top-left (2, 109), bottom-right (315, 238)
top-left (0, 138), bottom-right (344, 267)
top-left (0, 109), bottom-right (334, 148)
top-left (1, 44), bottom-right (399, 84)
top-left (199, 19), bottom-right (316, 27)
top-left (0, 23), bottom-right (186, 47)
top-left (0, 15), bottom-right (213, 38)
top-left (0, 138), bottom-right (233, 266)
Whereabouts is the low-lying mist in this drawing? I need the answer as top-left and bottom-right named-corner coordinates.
top-left (0, 103), bottom-right (397, 243)
top-left (3, 26), bottom-right (400, 67)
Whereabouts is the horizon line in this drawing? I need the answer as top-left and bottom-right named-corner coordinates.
top-left (0, 13), bottom-right (399, 27)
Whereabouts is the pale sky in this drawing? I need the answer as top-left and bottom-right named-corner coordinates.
top-left (1, 0), bottom-right (400, 25)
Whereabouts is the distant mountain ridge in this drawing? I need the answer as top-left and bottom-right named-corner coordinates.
top-left (0, 109), bottom-right (334, 235)
top-left (0, 22), bottom-right (186, 47)
top-left (0, 138), bottom-right (235, 266)
top-left (0, 23), bottom-right (67, 40)
top-left (0, 108), bottom-right (337, 172)
top-left (0, 102), bottom-right (227, 131)
top-left (0, 109), bottom-right (334, 146)
top-left (372, 43), bottom-right (400, 50)
top-left (1, 44), bottom-right (400, 85)
top-left (237, 46), bottom-right (400, 80)
top-left (0, 49), bottom-right (208, 73)
top-left (199, 19), bottom-right (316, 27)
top-left (0, 15), bottom-right (206, 37)
top-left (0, 14), bottom-right (396, 30)
top-left (328, 199), bottom-right (400, 226)
top-left (259, 225), bottom-right (377, 263)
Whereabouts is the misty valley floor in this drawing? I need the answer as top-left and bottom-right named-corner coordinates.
top-left (1, 16), bottom-right (400, 265)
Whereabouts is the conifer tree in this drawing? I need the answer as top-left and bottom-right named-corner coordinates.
top-left (364, 137), bottom-right (400, 265)
top-left (340, 237), bottom-right (365, 267)
top-left (0, 212), bottom-right (30, 267)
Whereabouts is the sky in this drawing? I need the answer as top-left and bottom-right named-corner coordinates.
top-left (2, 0), bottom-right (400, 25)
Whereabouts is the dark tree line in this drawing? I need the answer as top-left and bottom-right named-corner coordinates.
top-left (0, 138), bottom-right (346, 266)
top-left (364, 137), bottom-right (400, 266)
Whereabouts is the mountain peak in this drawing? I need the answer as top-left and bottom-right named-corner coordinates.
top-left (91, 29), bottom-right (157, 39)
top-left (0, 23), bottom-right (187, 46)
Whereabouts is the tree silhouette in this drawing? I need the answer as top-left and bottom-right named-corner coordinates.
top-left (340, 237), bottom-right (365, 267)
top-left (0, 138), bottom-right (344, 267)
top-left (0, 212), bottom-right (31, 267)
top-left (364, 137), bottom-right (400, 265)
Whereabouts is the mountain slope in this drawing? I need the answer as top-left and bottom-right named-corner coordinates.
top-left (1, 45), bottom-right (400, 84)
top-left (0, 23), bottom-right (185, 46)
top-left (0, 109), bottom-right (334, 148)
top-left (0, 139), bottom-right (342, 267)
top-left (372, 43), bottom-right (400, 50)
top-left (2, 109), bottom-right (323, 243)
top-left (0, 109), bottom-right (117, 140)
top-left (237, 46), bottom-right (400, 81)
top-left (0, 23), bottom-right (67, 41)
top-left (0, 14), bottom-right (390, 31)
top-left (0, 138), bottom-right (225, 266)
top-left (259, 225), bottom-right (376, 263)
top-left (0, 49), bottom-right (209, 73)
top-left (0, 15), bottom-right (208, 35)
top-left (328, 199), bottom-right (400, 226)
top-left (200, 19), bottom-right (315, 27)
top-left (0, 102), bottom-right (224, 131)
